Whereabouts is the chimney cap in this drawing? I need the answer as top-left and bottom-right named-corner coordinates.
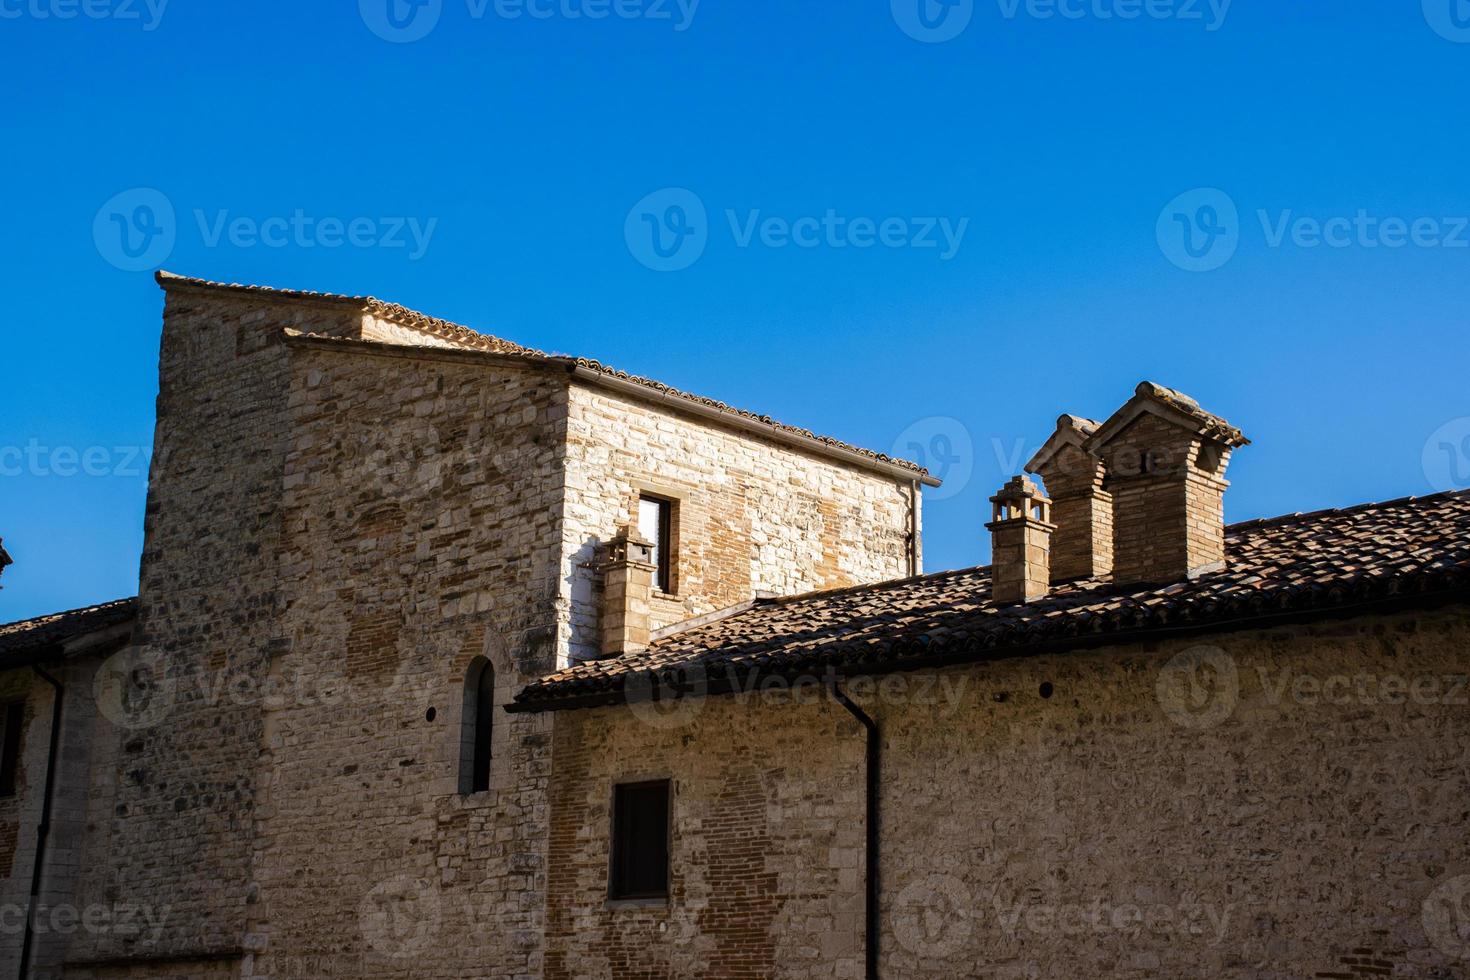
top-left (1084, 380), bottom-right (1250, 454)
top-left (987, 476), bottom-right (1055, 530)
top-left (990, 474), bottom-right (1047, 504)
top-left (1026, 414), bottom-right (1101, 474)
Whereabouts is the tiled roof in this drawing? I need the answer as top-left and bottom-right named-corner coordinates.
top-left (0, 598), bottom-right (137, 663)
top-left (156, 272), bottom-right (934, 483)
top-left (512, 490), bottom-right (1470, 711)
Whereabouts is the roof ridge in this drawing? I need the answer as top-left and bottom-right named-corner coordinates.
top-left (762, 564), bottom-right (988, 609)
top-left (1225, 488), bottom-right (1470, 535)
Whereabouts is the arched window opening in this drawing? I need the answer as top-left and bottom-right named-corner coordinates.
top-left (460, 658), bottom-right (494, 794)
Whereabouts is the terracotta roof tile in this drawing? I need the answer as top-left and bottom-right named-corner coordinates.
top-left (513, 490), bottom-right (1470, 711)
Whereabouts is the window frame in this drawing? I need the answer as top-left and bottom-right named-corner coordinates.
top-left (607, 778), bottom-right (672, 903)
top-left (637, 494), bottom-right (676, 595)
top-left (460, 659), bottom-right (495, 796)
top-left (0, 700), bottom-right (24, 799)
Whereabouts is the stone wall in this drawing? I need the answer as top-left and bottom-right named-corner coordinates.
top-left (65, 289), bottom-right (350, 969)
top-left (559, 383), bottom-right (919, 665)
top-left (243, 341), bottom-right (569, 978)
top-left (0, 671), bottom-right (47, 976)
top-left (542, 605), bottom-right (1470, 979)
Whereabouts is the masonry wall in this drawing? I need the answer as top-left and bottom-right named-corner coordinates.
top-left (559, 384), bottom-right (918, 665)
top-left (546, 692), bottom-right (869, 980)
top-left (0, 670), bottom-right (50, 976)
top-left (543, 606), bottom-right (1470, 979)
top-left (242, 343), bottom-right (569, 978)
top-left (62, 290), bottom-right (368, 975)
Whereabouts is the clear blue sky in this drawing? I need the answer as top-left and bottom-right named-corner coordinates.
top-left (4, 0), bottom-right (1470, 621)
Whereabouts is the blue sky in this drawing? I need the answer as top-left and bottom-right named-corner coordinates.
top-left (3, 0), bottom-right (1470, 621)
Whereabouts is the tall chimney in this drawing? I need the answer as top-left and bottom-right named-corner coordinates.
top-left (600, 524), bottom-right (657, 657)
top-left (986, 476), bottom-right (1055, 605)
top-left (1026, 415), bottom-right (1113, 583)
top-left (1084, 382), bottom-right (1249, 586)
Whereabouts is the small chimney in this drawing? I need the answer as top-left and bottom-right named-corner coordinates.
top-left (600, 524), bottom-right (657, 657)
top-left (1026, 415), bottom-right (1113, 583)
top-left (0, 539), bottom-right (11, 588)
top-left (986, 476), bottom-right (1055, 605)
top-left (1084, 382), bottom-right (1249, 586)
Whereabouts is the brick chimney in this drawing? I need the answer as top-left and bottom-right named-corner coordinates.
top-left (1026, 415), bottom-right (1113, 583)
top-left (986, 476), bottom-right (1055, 605)
top-left (600, 524), bottom-right (657, 657)
top-left (1083, 383), bottom-right (1249, 586)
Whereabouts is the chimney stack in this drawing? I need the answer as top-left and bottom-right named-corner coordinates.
top-left (600, 524), bottom-right (657, 657)
top-left (1083, 383), bottom-right (1249, 586)
top-left (1026, 415), bottom-right (1113, 583)
top-left (986, 476), bottom-right (1055, 605)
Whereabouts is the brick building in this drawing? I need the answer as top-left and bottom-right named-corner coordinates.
top-left (0, 273), bottom-right (1467, 979)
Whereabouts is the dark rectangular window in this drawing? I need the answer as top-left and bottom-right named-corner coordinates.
top-left (638, 496), bottom-right (674, 594)
top-left (0, 701), bottom-right (24, 798)
top-left (609, 780), bottom-right (670, 900)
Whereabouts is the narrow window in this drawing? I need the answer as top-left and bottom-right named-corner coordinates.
top-left (460, 659), bottom-right (494, 794)
top-left (609, 780), bottom-right (671, 900)
top-left (0, 701), bottom-right (24, 798)
top-left (638, 495), bottom-right (674, 594)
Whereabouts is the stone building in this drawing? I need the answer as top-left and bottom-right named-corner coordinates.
top-left (0, 272), bottom-right (1467, 979)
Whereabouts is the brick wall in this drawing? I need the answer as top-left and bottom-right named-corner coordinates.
top-left (541, 606), bottom-right (1470, 979)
